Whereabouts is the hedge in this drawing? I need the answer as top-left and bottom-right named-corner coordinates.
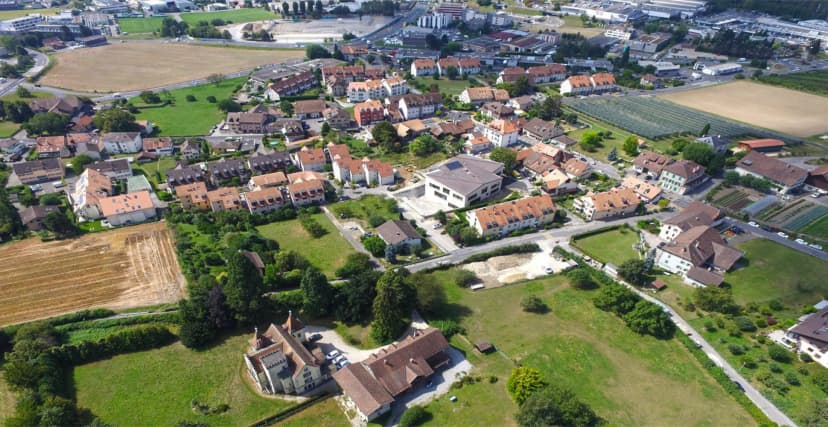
top-left (462, 243), bottom-right (541, 264)
top-left (55, 312), bottom-right (180, 332)
top-left (49, 324), bottom-right (176, 366)
top-left (2, 308), bottom-right (116, 337)
top-left (249, 393), bottom-right (332, 427)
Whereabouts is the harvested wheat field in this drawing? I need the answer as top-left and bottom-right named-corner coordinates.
top-left (40, 42), bottom-right (304, 92)
top-left (659, 80), bottom-right (828, 137)
top-left (0, 222), bottom-right (186, 327)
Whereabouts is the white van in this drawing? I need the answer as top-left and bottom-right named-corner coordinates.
top-left (470, 284), bottom-right (485, 291)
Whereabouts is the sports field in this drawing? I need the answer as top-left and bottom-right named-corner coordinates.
top-left (180, 8), bottom-right (277, 25)
top-left (40, 42), bottom-right (303, 92)
top-left (659, 81), bottom-right (828, 138)
top-left (0, 222), bottom-right (186, 327)
top-left (117, 17), bottom-right (165, 34)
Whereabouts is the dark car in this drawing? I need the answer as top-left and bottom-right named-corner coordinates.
top-left (308, 333), bottom-right (322, 342)
top-left (733, 381), bottom-right (745, 392)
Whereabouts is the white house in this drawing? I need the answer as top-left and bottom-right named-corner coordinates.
top-left (483, 119), bottom-right (519, 148)
top-left (787, 304), bottom-right (828, 370)
top-left (398, 93), bottom-right (441, 120)
top-left (658, 201), bottom-right (722, 242)
top-left (654, 225), bottom-right (743, 278)
top-left (560, 75), bottom-right (593, 95)
top-left (101, 132), bottom-right (142, 154)
top-left (70, 168), bottom-right (112, 221)
top-left (382, 76), bottom-right (409, 97)
top-left (425, 155), bottom-right (503, 209)
top-left (466, 194), bottom-right (556, 237)
top-left (410, 58), bottom-right (437, 77)
top-left (98, 191), bottom-right (156, 226)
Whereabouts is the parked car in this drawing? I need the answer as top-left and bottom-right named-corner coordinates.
top-left (748, 221), bottom-right (759, 227)
top-left (337, 360), bottom-right (350, 368)
top-left (326, 350), bottom-right (341, 360)
top-left (795, 238), bottom-right (808, 245)
top-left (809, 244), bottom-right (823, 251)
top-left (777, 232), bottom-right (789, 239)
top-left (308, 333), bottom-right (322, 342)
top-left (433, 223), bottom-right (443, 229)
top-left (333, 355), bottom-right (346, 365)
top-left (733, 381), bottom-right (745, 392)
top-left (544, 266), bottom-right (554, 274)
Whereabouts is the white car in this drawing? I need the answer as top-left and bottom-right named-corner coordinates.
top-left (326, 350), bottom-right (341, 360)
top-left (333, 355), bottom-right (346, 365)
top-left (748, 221), bottom-right (759, 227)
top-left (777, 232), bottom-right (789, 239)
top-left (812, 193), bottom-right (821, 198)
top-left (544, 266), bottom-right (554, 274)
top-left (795, 238), bottom-right (808, 245)
top-left (809, 244), bottom-right (823, 251)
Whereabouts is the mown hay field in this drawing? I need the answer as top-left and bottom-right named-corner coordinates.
top-left (0, 222), bottom-right (186, 327)
top-left (659, 81), bottom-right (828, 138)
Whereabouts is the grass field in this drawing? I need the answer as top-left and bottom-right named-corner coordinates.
top-left (557, 14), bottom-right (606, 37)
top-left (0, 121), bottom-right (19, 138)
top-left (567, 112), bottom-right (641, 162)
top-left (572, 227), bottom-right (641, 266)
top-left (659, 81), bottom-right (828, 138)
top-left (0, 89), bottom-right (52, 103)
top-left (800, 215), bottom-right (828, 240)
top-left (726, 238), bottom-right (828, 310)
top-left (131, 156), bottom-right (179, 186)
top-left (179, 8), bottom-right (278, 26)
top-left (41, 43), bottom-right (303, 92)
top-left (279, 397), bottom-right (348, 427)
top-left (420, 272), bottom-right (755, 426)
top-left (117, 17), bottom-right (165, 34)
top-left (0, 7), bottom-right (61, 20)
top-left (0, 371), bottom-right (14, 426)
top-left (256, 213), bottom-right (356, 278)
top-left (413, 77), bottom-right (475, 96)
top-left (0, 222), bottom-right (186, 327)
top-left (755, 70), bottom-right (828, 97)
top-left (329, 195), bottom-right (399, 229)
top-left (74, 333), bottom-right (295, 426)
top-left (133, 78), bottom-right (245, 136)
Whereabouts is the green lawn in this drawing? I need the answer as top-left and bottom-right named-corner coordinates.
top-left (179, 9), bottom-right (277, 26)
top-left (420, 272), bottom-right (756, 426)
top-left (0, 121), bottom-right (19, 138)
top-left (572, 226), bottom-right (641, 266)
top-left (800, 215), bottom-right (828, 240)
top-left (726, 238), bottom-right (828, 310)
top-left (413, 77), bottom-right (475, 97)
top-left (329, 195), bottom-right (399, 229)
top-left (74, 333), bottom-right (295, 427)
top-left (256, 213), bottom-right (356, 278)
top-left (132, 157), bottom-right (179, 187)
top-left (117, 17), bottom-right (165, 34)
top-left (0, 371), bottom-right (14, 426)
top-left (568, 113), bottom-right (642, 163)
top-left (0, 89), bottom-right (53, 103)
top-left (279, 397), bottom-right (349, 427)
top-left (133, 78), bottom-right (245, 136)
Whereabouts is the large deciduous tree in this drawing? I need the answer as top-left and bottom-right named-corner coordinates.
top-left (300, 267), bottom-right (335, 317)
top-left (224, 250), bottom-right (265, 324)
top-left (370, 268), bottom-right (416, 343)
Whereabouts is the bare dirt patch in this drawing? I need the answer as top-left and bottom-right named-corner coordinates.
top-left (659, 80), bottom-right (828, 138)
top-left (226, 16), bottom-right (393, 44)
top-left (462, 244), bottom-right (576, 288)
top-left (0, 222), bottom-right (186, 327)
top-left (40, 42), bottom-right (304, 92)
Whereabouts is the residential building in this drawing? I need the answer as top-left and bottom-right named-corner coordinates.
top-left (398, 93), bottom-right (441, 120)
top-left (20, 205), bottom-right (60, 231)
top-left (247, 151), bottom-right (291, 175)
top-left (481, 102), bottom-right (514, 119)
top-left (287, 179), bottom-right (325, 206)
top-left (696, 135), bottom-right (729, 154)
top-left (464, 134), bottom-right (492, 155)
top-left (526, 64), bottom-right (566, 83)
top-left (327, 143), bottom-right (394, 186)
top-left (348, 80), bottom-right (385, 102)
top-left (659, 201), bottom-right (722, 242)
top-left (244, 187), bottom-right (287, 214)
top-left (633, 151), bottom-right (673, 177)
top-left (621, 176), bottom-right (662, 203)
top-left (573, 188), bottom-right (640, 221)
top-left (805, 164), bottom-right (828, 193)
top-left (562, 157), bottom-right (591, 179)
top-left (425, 155), bottom-right (503, 209)
top-left (142, 137), bottom-right (173, 156)
top-left (322, 65), bottom-right (384, 86)
top-left (508, 95), bottom-right (534, 112)
top-left (590, 72), bottom-right (617, 93)
top-left (737, 138), bottom-right (785, 153)
top-left (273, 119), bottom-right (306, 142)
top-left (323, 107), bottom-right (351, 129)
top-left (431, 119), bottom-right (474, 139)
top-left (354, 100), bottom-right (385, 127)
top-left (333, 328), bottom-right (450, 422)
top-left (382, 76), bottom-right (408, 97)
top-left (206, 187), bottom-right (242, 212)
top-left (560, 75), bottom-right (593, 96)
top-left (467, 194), bottom-right (556, 237)
top-left (458, 87), bottom-right (509, 105)
top-left (29, 95), bottom-right (84, 116)
top-left (375, 220), bottom-right (423, 251)
top-left (206, 158), bottom-right (249, 187)
top-left (410, 58), bottom-right (437, 77)
top-left (226, 112), bottom-right (269, 134)
top-left (265, 71), bottom-right (317, 101)
top-left (249, 172), bottom-right (288, 191)
top-left (244, 314), bottom-right (325, 394)
top-left (496, 67), bottom-right (528, 84)
top-left (166, 165), bottom-right (205, 189)
top-left (659, 160), bottom-right (708, 195)
top-left (175, 181), bottom-right (210, 210)
top-left (655, 225), bottom-right (743, 282)
top-left (395, 119), bottom-right (427, 139)
top-left (12, 158), bottom-right (64, 184)
top-left (71, 134), bottom-right (102, 160)
top-left (179, 140), bottom-right (202, 161)
top-left (521, 118), bottom-right (564, 143)
top-left (294, 147), bottom-right (326, 172)
top-left (70, 168), bottom-right (112, 220)
top-left (35, 136), bottom-right (71, 158)
top-left (86, 159), bottom-right (132, 181)
top-left (516, 146), bottom-right (567, 177)
top-left (735, 151), bottom-right (808, 194)
top-left (541, 167), bottom-right (578, 196)
top-left (483, 119), bottom-right (519, 148)
top-left (786, 305), bottom-right (828, 370)
top-left (294, 100), bottom-right (326, 119)
top-left (98, 191), bottom-right (156, 226)
top-left (363, 159), bottom-right (395, 186)
top-left (417, 11), bottom-right (451, 29)
top-left (340, 44), bottom-right (369, 61)
top-left (100, 132), bottom-right (142, 154)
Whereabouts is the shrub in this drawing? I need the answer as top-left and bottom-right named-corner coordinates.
top-left (566, 268), bottom-right (597, 290)
top-left (185, 94), bottom-right (196, 102)
top-left (769, 363), bottom-right (782, 373)
top-left (463, 244), bottom-right (540, 263)
top-left (741, 356), bottom-right (757, 369)
top-left (399, 406), bottom-right (430, 427)
top-left (368, 215), bottom-right (387, 228)
top-left (728, 344), bottom-right (745, 355)
top-left (430, 319), bottom-right (465, 339)
top-left (453, 269), bottom-right (478, 287)
top-left (798, 366), bottom-right (809, 375)
top-left (206, 96), bottom-right (217, 103)
top-left (768, 344), bottom-right (793, 363)
top-left (812, 370), bottom-right (828, 394)
top-left (507, 366), bottom-right (545, 405)
top-left (785, 372), bottom-right (800, 386)
top-left (521, 295), bottom-right (547, 313)
top-left (800, 353), bottom-right (813, 363)
top-left (704, 320), bottom-right (717, 332)
top-left (733, 316), bottom-right (757, 332)
top-left (755, 318), bottom-right (767, 328)
top-left (298, 215), bottom-right (326, 238)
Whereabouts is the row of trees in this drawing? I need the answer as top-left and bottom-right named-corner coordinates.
top-left (280, 0), bottom-right (326, 18)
